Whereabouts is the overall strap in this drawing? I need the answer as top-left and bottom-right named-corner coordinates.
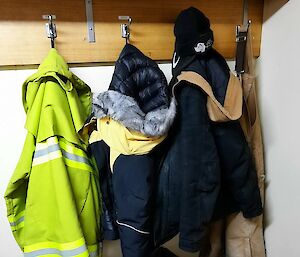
top-left (176, 71), bottom-right (243, 122)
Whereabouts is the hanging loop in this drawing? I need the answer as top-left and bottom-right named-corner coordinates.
top-left (42, 14), bottom-right (57, 48)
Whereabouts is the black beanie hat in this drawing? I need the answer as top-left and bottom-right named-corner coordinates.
top-left (174, 7), bottom-right (214, 57)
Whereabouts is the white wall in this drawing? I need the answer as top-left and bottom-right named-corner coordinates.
top-left (257, 0), bottom-right (300, 256)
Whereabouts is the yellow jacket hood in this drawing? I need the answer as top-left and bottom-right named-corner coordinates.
top-left (90, 117), bottom-right (166, 169)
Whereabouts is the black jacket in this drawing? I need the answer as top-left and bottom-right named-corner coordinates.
top-left (90, 44), bottom-right (176, 257)
top-left (153, 49), bottom-right (262, 253)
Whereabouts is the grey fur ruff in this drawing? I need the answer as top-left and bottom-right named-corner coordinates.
top-left (92, 90), bottom-right (176, 137)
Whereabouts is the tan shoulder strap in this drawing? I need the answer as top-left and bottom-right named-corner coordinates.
top-left (176, 71), bottom-right (243, 122)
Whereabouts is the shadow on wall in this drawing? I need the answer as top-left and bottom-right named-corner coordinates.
top-left (263, 0), bottom-right (289, 21)
top-left (255, 66), bottom-right (274, 231)
top-left (256, 59), bottom-right (276, 230)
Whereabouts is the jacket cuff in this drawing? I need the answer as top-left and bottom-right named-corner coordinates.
top-left (103, 230), bottom-right (119, 240)
top-left (243, 204), bottom-right (263, 219)
top-left (179, 236), bottom-right (210, 254)
top-left (242, 196), bottom-right (263, 218)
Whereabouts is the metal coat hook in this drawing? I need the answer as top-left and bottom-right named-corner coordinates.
top-left (235, 20), bottom-right (251, 76)
top-left (42, 14), bottom-right (57, 48)
top-left (118, 16), bottom-right (132, 44)
top-left (236, 20), bottom-right (251, 42)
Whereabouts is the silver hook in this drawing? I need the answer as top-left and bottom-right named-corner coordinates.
top-left (42, 14), bottom-right (57, 48)
top-left (118, 16), bottom-right (132, 44)
top-left (236, 20), bottom-right (251, 41)
top-left (235, 20), bottom-right (251, 76)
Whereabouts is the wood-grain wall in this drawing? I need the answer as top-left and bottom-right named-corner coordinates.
top-left (0, 0), bottom-right (263, 67)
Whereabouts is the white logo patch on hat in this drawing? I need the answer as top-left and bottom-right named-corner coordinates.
top-left (172, 52), bottom-right (180, 68)
top-left (194, 42), bottom-right (206, 53)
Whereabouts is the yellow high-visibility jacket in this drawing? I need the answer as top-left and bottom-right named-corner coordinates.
top-left (4, 49), bottom-right (102, 257)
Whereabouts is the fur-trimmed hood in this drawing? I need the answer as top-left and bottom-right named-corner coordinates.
top-left (93, 44), bottom-right (176, 137)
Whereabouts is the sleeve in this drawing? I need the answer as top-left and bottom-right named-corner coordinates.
top-left (4, 132), bottom-right (35, 250)
top-left (175, 84), bottom-right (221, 252)
top-left (211, 121), bottom-right (263, 218)
top-left (89, 139), bottom-right (119, 240)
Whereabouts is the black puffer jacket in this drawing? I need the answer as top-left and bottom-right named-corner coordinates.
top-left (93, 44), bottom-right (175, 137)
top-left (91, 44), bottom-right (176, 257)
top-left (153, 49), bottom-right (262, 253)
top-left (109, 44), bottom-right (170, 114)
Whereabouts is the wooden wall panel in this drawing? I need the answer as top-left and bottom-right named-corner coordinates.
top-left (0, 0), bottom-right (263, 67)
top-left (264, 0), bottom-right (289, 21)
top-left (249, 0), bottom-right (264, 58)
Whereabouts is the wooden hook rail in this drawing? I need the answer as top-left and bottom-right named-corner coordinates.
top-left (0, 0), bottom-right (263, 67)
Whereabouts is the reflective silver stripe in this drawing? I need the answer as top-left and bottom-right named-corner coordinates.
top-left (33, 145), bottom-right (90, 166)
top-left (116, 220), bottom-right (150, 234)
top-left (10, 216), bottom-right (24, 227)
top-left (24, 244), bottom-right (88, 257)
top-left (61, 150), bottom-right (90, 165)
top-left (34, 144), bottom-right (60, 158)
